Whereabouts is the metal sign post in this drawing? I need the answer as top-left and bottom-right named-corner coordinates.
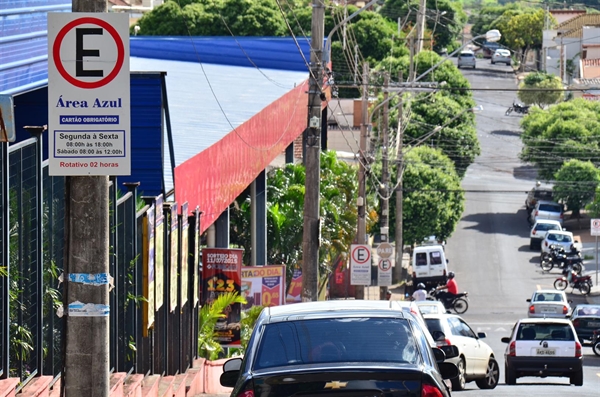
top-left (591, 219), bottom-right (600, 285)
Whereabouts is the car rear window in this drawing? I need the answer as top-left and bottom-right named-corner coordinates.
top-left (538, 204), bottom-right (562, 212)
top-left (415, 252), bottom-right (427, 266)
top-left (533, 292), bottom-right (564, 302)
top-left (425, 318), bottom-right (444, 334)
top-left (535, 223), bottom-right (560, 232)
top-left (546, 233), bottom-right (572, 243)
top-left (574, 305), bottom-right (600, 316)
top-left (517, 323), bottom-right (574, 341)
top-left (254, 318), bottom-right (419, 369)
top-left (534, 190), bottom-right (553, 200)
top-left (460, 53), bottom-right (474, 58)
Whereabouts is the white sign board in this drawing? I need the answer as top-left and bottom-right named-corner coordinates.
top-left (592, 219), bottom-right (600, 236)
top-left (377, 258), bottom-right (393, 286)
top-left (350, 244), bottom-right (371, 285)
top-left (48, 13), bottom-right (130, 175)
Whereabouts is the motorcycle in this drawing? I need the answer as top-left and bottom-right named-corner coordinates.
top-left (540, 244), bottom-right (583, 274)
top-left (553, 269), bottom-right (593, 295)
top-left (505, 102), bottom-right (530, 116)
top-left (428, 289), bottom-right (469, 314)
top-left (592, 329), bottom-right (600, 356)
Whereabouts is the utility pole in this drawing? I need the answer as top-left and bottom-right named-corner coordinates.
top-left (301, 0), bottom-right (324, 301)
top-left (415, 0), bottom-right (427, 54)
top-left (355, 63), bottom-right (369, 300)
top-left (394, 73), bottom-right (405, 287)
top-left (64, 0), bottom-right (110, 396)
top-left (379, 73), bottom-right (389, 300)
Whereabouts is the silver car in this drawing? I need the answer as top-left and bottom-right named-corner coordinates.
top-left (528, 200), bottom-right (564, 226)
top-left (457, 50), bottom-right (476, 69)
top-left (491, 49), bottom-right (511, 65)
top-left (529, 219), bottom-right (562, 250)
top-left (526, 289), bottom-right (571, 318)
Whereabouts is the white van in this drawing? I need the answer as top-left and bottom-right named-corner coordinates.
top-left (412, 245), bottom-right (448, 289)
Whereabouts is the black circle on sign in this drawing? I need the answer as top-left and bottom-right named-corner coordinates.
top-left (379, 259), bottom-right (391, 271)
top-left (352, 245), bottom-right (371, 264)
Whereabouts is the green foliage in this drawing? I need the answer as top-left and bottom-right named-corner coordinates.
top-left (586, 187), bottom-right (600, 218)
top-left (239, 305), bottom-right (264, 352)
top-left (518, 72), bottom-right (563, 108)
top-left (401, 146), bottom-right (465, 244)
top-left (198, 291), bottom-right (246, 360)
top-left (519, 99), bottom-right (600, 180)
top-left (554, 159), bottom-right (600, 216)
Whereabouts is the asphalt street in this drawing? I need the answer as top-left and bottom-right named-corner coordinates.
top-left (444, 57), bottom-right (600, 395)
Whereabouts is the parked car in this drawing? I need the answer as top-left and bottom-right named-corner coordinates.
top-left (412, 244), bottom-right (448, 289)
top-left (569, 304), bottom-right (600, 344)
top-left (423, 313), bottom-right (499, 391)
top-left (491, 49), bottom-right (511, 65)
top-left (525, 185), bottom-right (554, 213)
top-left (501, 318), bottom-right (583, 385)
top-left (540, 230), bottom-right (580, 255)
top-left (457, 50), bottom-right (476, 69)
top-left (526, 289), bottom-right (571, 318)
top-left (219, 301), bottom-right (458, 397)
top-left (530, 219), bottom-right (562, 250)
top-left (528, 200), bottom-right (564, 226)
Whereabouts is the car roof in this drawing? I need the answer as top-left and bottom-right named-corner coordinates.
top-left (534, 219), bottom-right (561, 225)
top-left (422, 312), bottom-right (461, 320)
top-left (263, 300), bottom-right (414, 320)
top-left (533, 289), bottom-right (567, 295)
top-left (516, 317), bottom-right (572, 325)
top-left (536, 200), bottom-right (561, 206)
top-left (495, 49), bottom-right (510, 53)
top-left (460, 50), bottom-right (474, 54)
top-left (544, 230), bottom-right (572, 236)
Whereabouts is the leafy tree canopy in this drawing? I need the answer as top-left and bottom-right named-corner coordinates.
top-left (553, 159), bottom-right (600, 216)
top-left (517, 71), bottom-right (563, 108)
top-left (470, 2), bottom-right (527, 39)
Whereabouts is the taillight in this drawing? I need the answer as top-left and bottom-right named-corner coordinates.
top-left (560, 213), bottom-right (563, 219)
top-left (563, 306), bottom-right (568, 314)
top-left (443, 269), bottom-right (446, 276)
top-left (572, 319), bottom-right (580, 327)
top-left (545, 241), bottom-right (548, 247)
top-left (529, 305), bottom-right (535, 314)
top-left (532, 229), bottom-right (536, 235)
top-left (435, 338), bottom-right (452, 347)
top-left (509, 341), bottom-right (516, 356)
top-left (413, 271), bottom-right (417, 279)
top-left (422, 384), bottom-right (444, 397)
top-left (535, 210), bottom-right (539, 216)
top-left (575, 341), bottom-right (582, 357)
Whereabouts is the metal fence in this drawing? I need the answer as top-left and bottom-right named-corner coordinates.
top-left (0, 135), bottom-right (201, 386)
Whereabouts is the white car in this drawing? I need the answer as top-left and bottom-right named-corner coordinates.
top-left (528, 200), bottom-right (564, 226)
top-left (526, 289), bottom-right (571, 318)
top-left (423, 313), bottom-right (499, 391)
top-left (491, 48), bottom-right (511, 65)
top-left (501, 318), bottom-right (583, 386)
top-left (540, 229), bottom-right (581, 255)
top-left (457, 50), bottom-right (476, 69)
top-left (415, 300), bottom-right (449, 316)
top-left (529, 219), bottom-right (562, 250)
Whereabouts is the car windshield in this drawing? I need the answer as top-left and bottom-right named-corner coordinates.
top-left (254, 318), bottom-right (419, 369)
top-left (574, 305), bottom-right (600, 316)
top-left (539, 204), bottom-right (561, 213)
top-left (547, 233), bottom-right (571, 243)
top-left (533, 292), bottom-right (565, 302)
top-left (460, 53), bottom-right (473, 57)
top-left (534, 190), bottom-right (553, 200)
top-left (517, 323), bottom-right (574, 341)
top-left (536, 223), bottom-right (560, 231)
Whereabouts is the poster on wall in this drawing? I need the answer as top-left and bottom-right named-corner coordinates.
top-left (193, 208), bottom-right (200, 306)
top-left (142, 204), bottom-right (155, 335)
top-left (286, 268), bottom-right (302, 303)
top-left (202, 248), bottom-right (243, 347)
top-left (154, 195), bottom-right (164, 309)
top-left (180, 202), bottom-right (189, 307)
top-left (169, 203), bottom-right (179, 312)
top-left (241, 265), bottom-right (285, 310)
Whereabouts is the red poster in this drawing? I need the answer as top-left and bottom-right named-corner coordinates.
top-left (286, 268), bottom-right (302, 303)
top-left (202, 248), bottom-right (243, 347)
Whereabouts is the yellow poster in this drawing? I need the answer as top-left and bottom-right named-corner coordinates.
top-left (154, 195), bottom-right (164, 309)
top-left (142, 204), bottom-right (155, 335)
top-left (180, 202), bottom-right (189, 307)
top-left (169, 203), bottom-right (179, 312)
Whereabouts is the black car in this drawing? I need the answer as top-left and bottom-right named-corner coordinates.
top-left (220, 300), bottom-right (458, 397)
top-left (570, 304), bottom-right (600, 344)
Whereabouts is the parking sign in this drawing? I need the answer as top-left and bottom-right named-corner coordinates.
top-left (350, 244), bottom-right (371, 285)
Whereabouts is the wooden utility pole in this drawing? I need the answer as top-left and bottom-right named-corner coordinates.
top-left (394, 73), bottom-right (405, 287)
top-left (415, 0), bottom-right (427, 54)
top-left (355, 63), bottom-right (369, 300)
top-left (379, 73), bottom-right (389, 300)
top-left (301, 0), bottom-right (325, 301)
top-left (64, 0), bottom-right (110, 396)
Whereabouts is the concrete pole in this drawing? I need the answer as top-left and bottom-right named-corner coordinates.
top-left (379, 73), bottom-right (389, 300)
top-left (64, 1), bottom-right (110, 396)
top-left (415, 0), bottom-right (427, 54)
top-left (301, 0), bottom-right (324, 301)
top-left (355, 63), bottom-right (369, 300)
top-left (394, 73), bottom-right (405, 287)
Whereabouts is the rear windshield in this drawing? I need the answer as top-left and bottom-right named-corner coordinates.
top-left (534, 190), bottom-right (553, 200)
top-left (535, 223), bottom-right (560, 232)
top-left (538, 204), bottom-right (562, 213)
top-left (546, 233), bottom-right (572, 243)
top-left (533, 292), bottom-right (565, 302)
top-left (430, 251), bottom-right (443, 265)
top-left (460, 53), bottom-right (474, 58)
top-left (425, 318), bottom-right (444, 334)
top-left (254, 318), bottom-right (419, 369)
top-left (517, 323), bottom-right (575, 341)
top-left (415, 252), bottom-right (427, 266)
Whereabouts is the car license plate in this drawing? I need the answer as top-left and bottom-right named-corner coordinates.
top-left (541, 308), bottom-right (556, 313)
top-left (588, 321), bottom-right (600, 327)
top-left (536, 348), bottom-right (556, 356)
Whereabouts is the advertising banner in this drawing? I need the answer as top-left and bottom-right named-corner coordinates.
top-left (202, 248), bottom-right (243, 347)
top-left (241, 265), bottom-right (285, 310)
top-left (180, 202), bottom-right (189, 307)
top-left (142, 204), bottom-right (155, 335)
top-left (154, 195), bottom-right (164, 309)
top-left (286, 268), bottom-right (302, 303)
top-left (169, 203), bottom-right (179, 312)
top-left (193, 209), bottom-right (200, 306)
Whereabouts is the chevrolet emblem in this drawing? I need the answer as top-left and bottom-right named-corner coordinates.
top-left (324, 381), bottom-right (348, 389)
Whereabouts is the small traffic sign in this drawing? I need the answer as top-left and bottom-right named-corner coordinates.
top-left (377, 258), bottom-right (393, 286)
top-left (48, 13), bottom-right (130, 176)
top-left (592, 219), bottom-right (600, 236)
top-left (376, 242), bottom-right (394, 259)
top-left (350, 244), bottom-right (371, 285)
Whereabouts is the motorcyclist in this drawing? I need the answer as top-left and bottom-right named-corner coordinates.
top-left (411, 283), bottom-right (427, 301)
top-left (564, 244), bottom-right (580, 283)
top-left (435, 271), bottom-right (458, 307)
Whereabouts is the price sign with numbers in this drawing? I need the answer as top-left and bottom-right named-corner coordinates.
top-left (202, 248), bottom-right (243, 347)
top-left (241, 265), bottom-right (285, 310)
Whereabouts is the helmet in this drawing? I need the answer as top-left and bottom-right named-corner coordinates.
top-left (448, 271), bottom-right (455, 279)
top-left (417, 283), bottom-right (426, 290)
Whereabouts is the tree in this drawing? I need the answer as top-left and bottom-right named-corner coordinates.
top-left (501, 9), bottom-right (550, 70)
top-left (198, 291), bottom-right (246, 360)
top-left (398, 146), bottom-right (464, 245)
top-left (518, 72), bottom-right (563, 108)
top-left (553, 159), bottom-right (600, 218)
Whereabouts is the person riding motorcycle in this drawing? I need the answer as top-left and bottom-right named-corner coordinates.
top-left (435, 271), bottom-right (458, 307)
top-left (411, 283), bottom-right (427, 301)
top-left (564, 244), bottom-right (581, 283)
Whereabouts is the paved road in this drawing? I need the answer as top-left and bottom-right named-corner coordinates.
top-left (445, 57), bottom-right (600, 395)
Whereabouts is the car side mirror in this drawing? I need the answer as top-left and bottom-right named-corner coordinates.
top-left (501, 337), bottom-right (511, 343)
top-left (477, 332), bottom-right (487, 339)
top-left (432, 347), bottom-right (446, 363)
top-left (526, 298), bottom-right (531, 302)
top-left (220, 357), bottom-right (243, 387)
top-left (438, 362), bottom-right (460, 380)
